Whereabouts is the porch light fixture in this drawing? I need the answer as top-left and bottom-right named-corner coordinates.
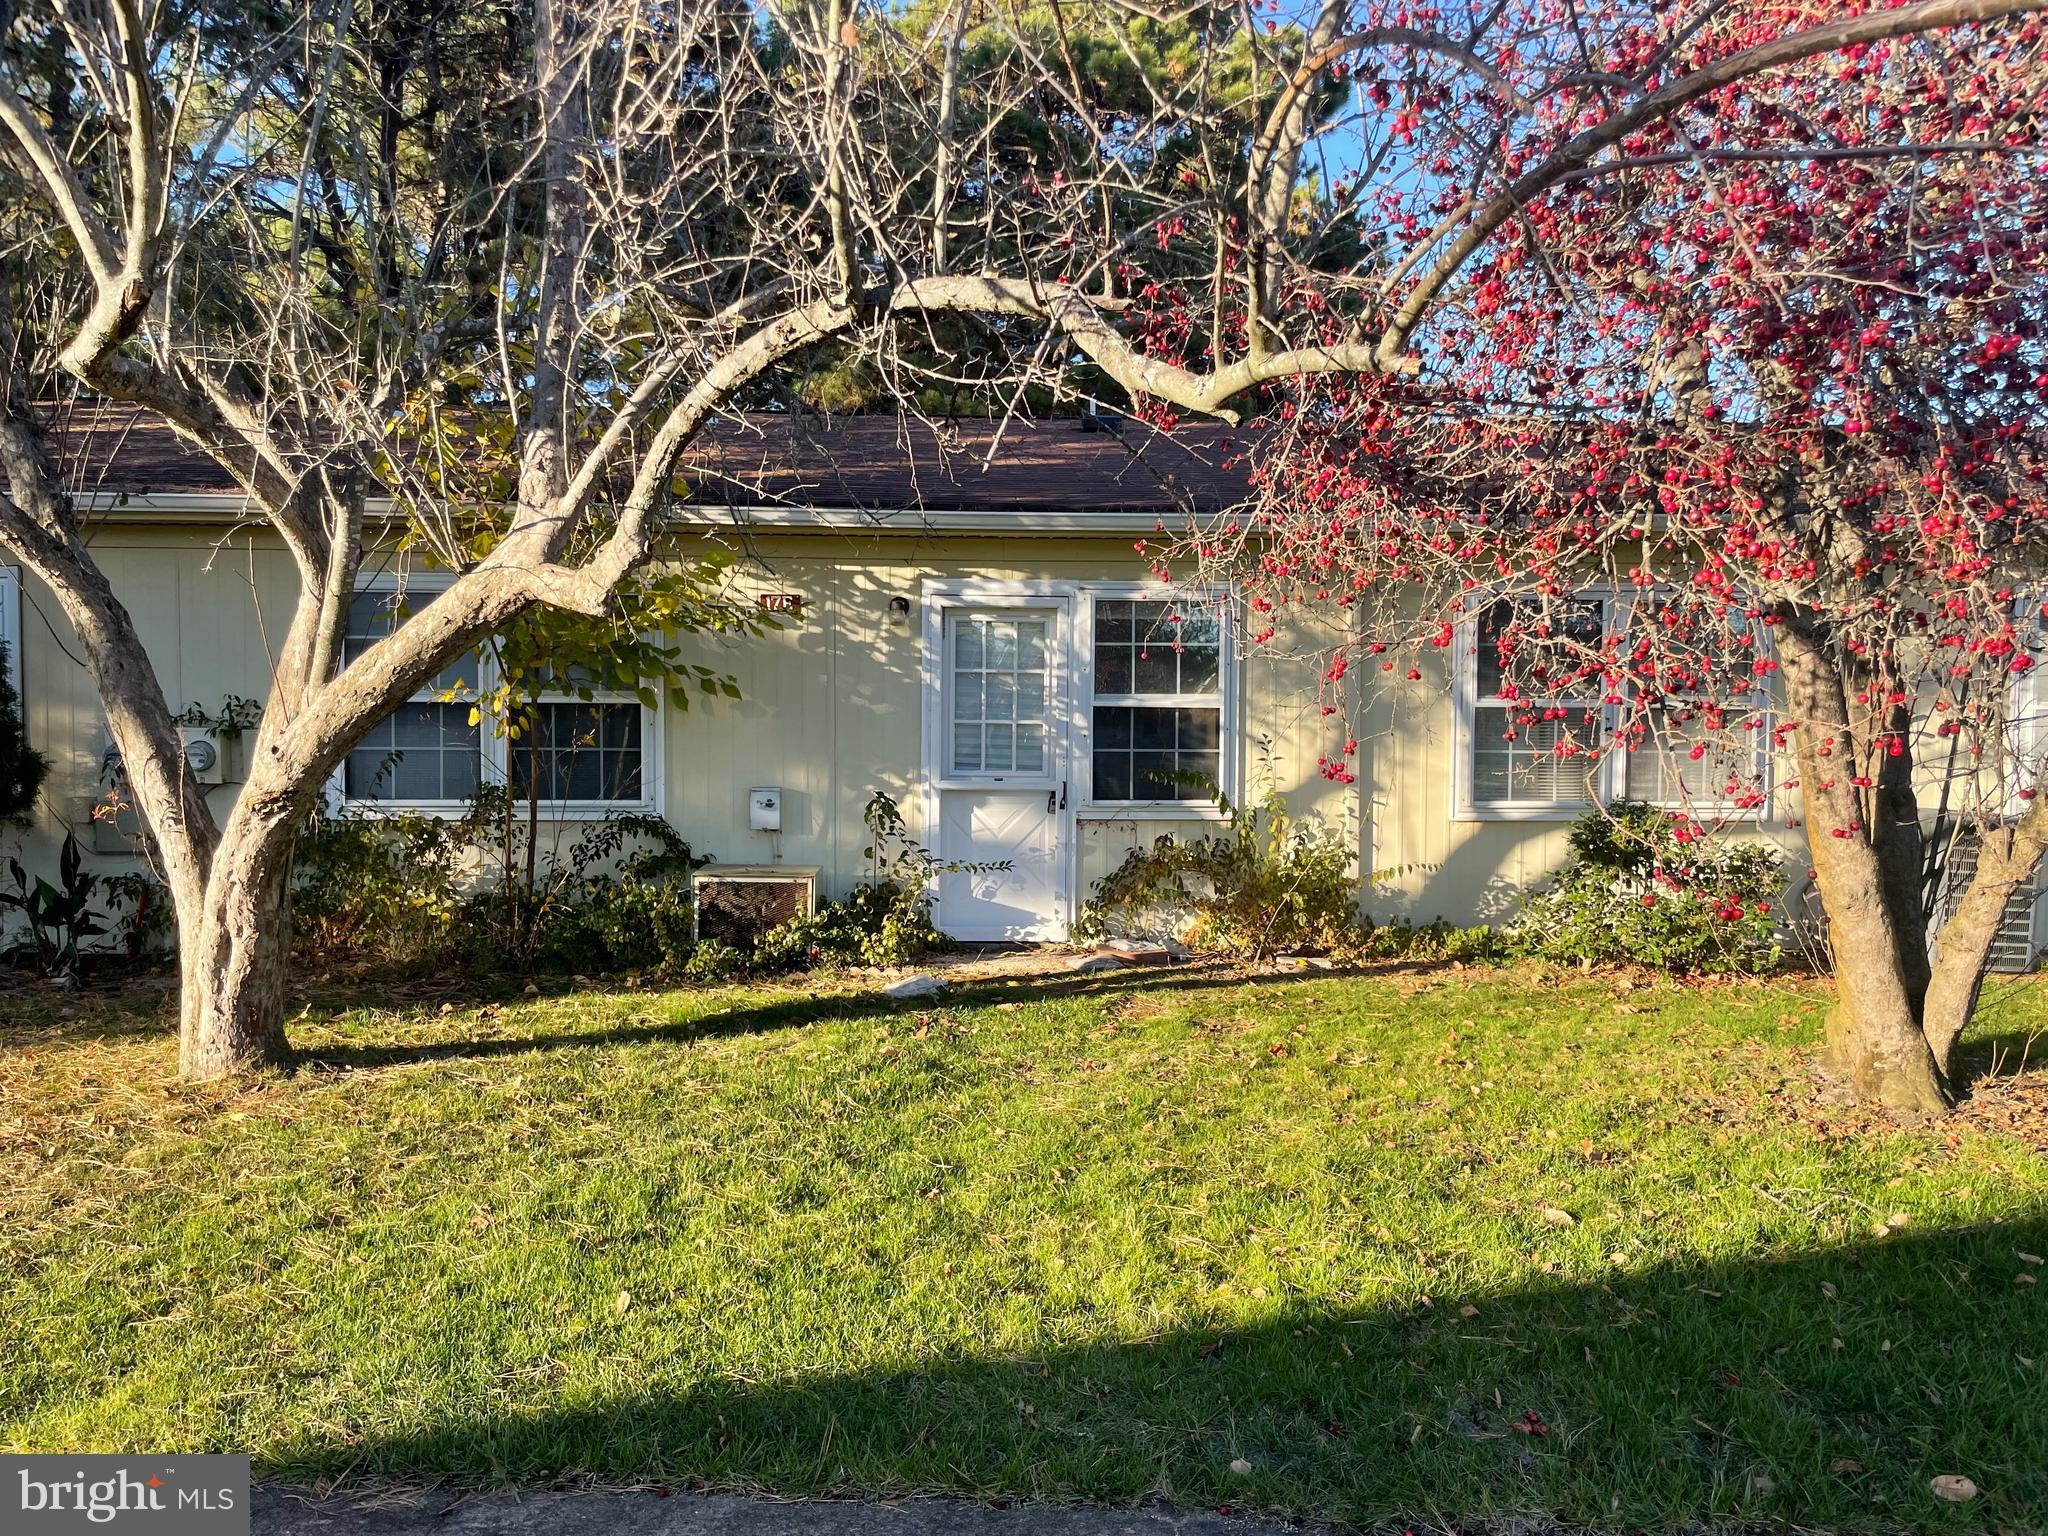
top-left (886, 595), bottom-right (911, 632)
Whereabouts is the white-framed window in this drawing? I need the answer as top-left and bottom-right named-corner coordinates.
top-left (2004, 597), bottom-right (2048, 815)
top-left (945, 609), bottom-right (1056, 779)
top-left (1453, 593), bottom-right (1608, 819)
top-left (342, 583), bottom-right (484, 806)
top-left (0, 566), bottom-right (22, 703)
top-left (1613, 593), bottom-right (1771, 812)
top-left (1082, 590), bottom-right (1232, 809)
top-left (338, 575), bottom-right (659, 816)
top-left (504, 694), bottom-right (650, 805)
top-left (1452, 588), bottom-right (1769, 820)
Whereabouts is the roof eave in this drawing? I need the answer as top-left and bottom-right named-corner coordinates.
top-left (58, 490), bottom-right (1195, 536)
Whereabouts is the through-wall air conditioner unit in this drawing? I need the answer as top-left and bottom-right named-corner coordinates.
top-left (1935, 833), bottom-right (2043, 974)
top-left (179, 725), bottom-right (226, 786)
top-left (692, 865), bottom-right (819, 947)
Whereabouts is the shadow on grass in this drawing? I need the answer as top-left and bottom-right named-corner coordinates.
top-left (263, 1215), bottom-right (2048, 1530)
top-left (1956, 1025), bottom-right (2048, 1089)
top-left (0, 973), bottom-right (175, 1049)
top-left (289, 960), bottom-right (1348, 1071)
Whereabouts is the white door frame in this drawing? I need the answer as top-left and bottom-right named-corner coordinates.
top-left (920, 580), bottom-right (1080, 939)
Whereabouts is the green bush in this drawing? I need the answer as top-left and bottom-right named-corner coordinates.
top-left (290, 790), bottom-right (955, 980)
top-left (103, 871), bottom-right (174, 959)
top-left (1077, 789), bottom-right (1357, 958)
top-left (529, 873), bottom-right (697, 976)
top-left (1353, 917), bottom-right (1508, 964)
top-left (682, 938), bottom-right (747, 982)
top-left (744, 793), bottom-right (970, 973)
top-left (0, 833), bottom-right (107, 974)
top-left (292, 799), bottom-right (703, 977)
top-left (753, 880), bottom-right (943, 972)
top-left (293, 807), bottom-right (471, 965)
top-left (1506, 801), bottom-right (1784, 974)
top-left (521, 814), bottom-right (702, 977)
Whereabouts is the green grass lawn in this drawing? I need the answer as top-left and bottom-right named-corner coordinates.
top-left (3, 963), bottom-right (2045, 1531)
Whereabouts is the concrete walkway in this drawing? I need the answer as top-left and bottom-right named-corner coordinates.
top-left (253, 1487), bottom-right (1314, 1536)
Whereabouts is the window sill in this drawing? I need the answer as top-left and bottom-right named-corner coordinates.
top-left (1450, 805), bottom-right (1593, 824)
top-left (1080, 803), bottom-right (1232, 822)
top-left (340, 800), bottom-right (660, 821)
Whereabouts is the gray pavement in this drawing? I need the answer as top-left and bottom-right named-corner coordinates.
top-left (253, 1487), bottom-right (1324, 1536)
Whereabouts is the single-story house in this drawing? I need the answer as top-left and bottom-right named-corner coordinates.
top-left (0, 404), bottom-right (1895, 947)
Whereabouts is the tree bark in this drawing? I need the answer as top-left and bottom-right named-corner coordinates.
top-left (1866, 695), bottom-right (1932, 1012)
top-left (1811, 836), bottom-right (1952, 1115)
top-left (174, 807), bottom-right (299, 1077)
top-left (1921, 807), bottom-right (2048, 1079)
top-left (1773, 612), bottom-right (1953, 1116)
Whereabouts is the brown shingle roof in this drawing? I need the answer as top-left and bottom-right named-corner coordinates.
top-left (677, 413), bottom-right (1247, 514)
top-left (16, 406), bottom-right (1249, 515)
top-left (26, 407), bottom-right (247, 499)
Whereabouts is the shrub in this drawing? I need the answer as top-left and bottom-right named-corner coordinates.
top-left (682, 938), bottom-right (747, 982)
top-left (292, 807), bottom-right (471, 965)
top-left (746, 793), bottom-right (966, 972)
top-left (103, 871), bottom-right (174, 959)
top-left (1353, 917), bottom-right (1508, 964)
top-left (1506, 801), bottom-right (1783, 974)
top-left (522, 814), bottom-right (702, 976)
top-left (0, 832), bottom-right (106, 973)
top-left (754, 879), bottom-right (942, 971)
top-left (1077, 789), bottom-right (1357, 958)
top-left (291, 789), bottom-right (972, 980)
top-left (292, 799), bottom-right (703, 976)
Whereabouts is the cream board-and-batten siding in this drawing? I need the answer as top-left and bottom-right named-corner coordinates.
top-left (9, 516), bottom-right (1352, 913)
top-left (7, 509), bottom-right (1814, 938)
top-left (2, 406), bottom-right (1837, 938)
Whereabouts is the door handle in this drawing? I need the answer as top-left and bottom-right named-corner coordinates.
top-left (1059, 780), bottom-right (1068, 810)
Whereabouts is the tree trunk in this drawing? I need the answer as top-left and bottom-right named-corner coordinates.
top-left (1921, 809), bottom-right (2048, 1080)
top-left (1811, 833), bottom-right (1953, 1115)
top-left (174, 812), bottom-right (298, 1079)
top-left (1773, 612), bottom-right (1952, 1115)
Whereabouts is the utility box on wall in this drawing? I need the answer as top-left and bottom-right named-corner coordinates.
top-left (691, 865), bottom-right (819, 947)
top-left (748, 786), bottom-right (782, 832)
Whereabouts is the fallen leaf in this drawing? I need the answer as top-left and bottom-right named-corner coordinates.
top-left (1820, 1281), bottom-right (1838, 1299)
top-left (1539, 1206), bottom-right (1577, 1228)
top-left (1931, 1475), bottom-right (1979, 1503)
top-left (1458, 1304), bottom-right (1480, 1318)
top-left (2019, 1251), bottom-right (2044, 1266)
top-left (1831, 1458), bottom-right (1868, 1476)
top-left (1228, 1458), bottom-right (1253, 1477)
top-left (613, 1290), bottom-right (633, 1315)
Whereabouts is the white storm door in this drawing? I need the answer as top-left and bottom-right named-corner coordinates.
top-left (928, 600), bottom-right (1072, 941)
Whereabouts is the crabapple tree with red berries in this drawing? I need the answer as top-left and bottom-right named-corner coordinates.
top-left (1160, 0), bottom-right (2048, 1113)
